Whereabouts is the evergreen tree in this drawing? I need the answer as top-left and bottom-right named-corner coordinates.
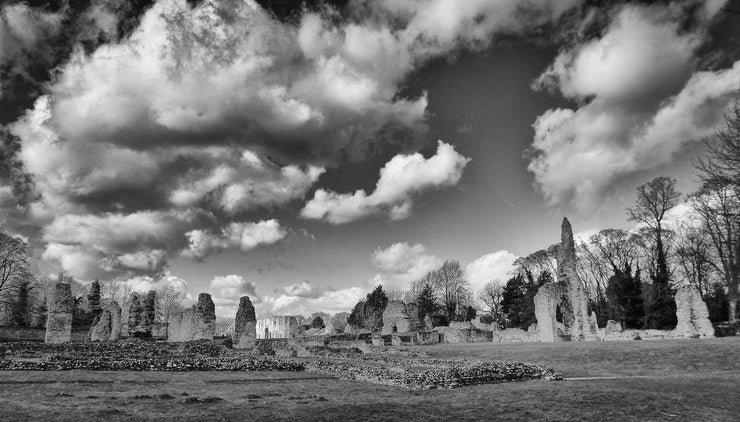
top-left (501, 271), bottom-right (548, 329)
top-left (311, 315), bottom-right (325, 329)
top-left (606, 263), bottom-right (645, 329)
top-left (128, 293), bottom-right (142, 336)
top-left (11, 280), bottom-right (31, 327)
top-left (416, 283), bottom-right (439, 321)
top-left (363, 285), bottom-right (388, 331)
top-left (347, 300), bottom-right (365, 329)
top-left (141, 290), bottom-right (157, 336)
top-left (87, 280), bottom-right (102, 316)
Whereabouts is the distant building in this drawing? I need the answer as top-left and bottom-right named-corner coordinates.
top-left (256, 316), bottom-right (300, 339)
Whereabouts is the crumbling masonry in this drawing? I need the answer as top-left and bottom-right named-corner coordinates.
top-left (535, 218), bottom-right (600, 342)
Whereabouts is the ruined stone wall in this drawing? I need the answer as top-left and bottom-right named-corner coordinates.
top-left (233, 296), bottom-right (256, 349)
top-left (45, 283), bottom-right (73, 344)
top-left (557, 218), bottom-right (600, 341)
top-left (381, 300), bottom-right (412, 335)
top-left (166, 293), bottom-right (216, 342)
top-left (256, 316), bottom-right (299, 339)
top-left (534, 283), bottom-right (562, 342)
top-left (534, 218), bottom-right (601, 342)
top-left (491, 328), bottom-right (540, 343)
top-left (90, 301), bottom-right (122, 342)
top-left (673, 284), bottom-right (715, 338)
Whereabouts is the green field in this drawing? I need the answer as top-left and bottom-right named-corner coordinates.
top-left (1, 338), bottom-right (739, 421)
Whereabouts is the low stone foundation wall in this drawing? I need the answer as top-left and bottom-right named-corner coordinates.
top-left (0, 327), bottom-right (88, 342)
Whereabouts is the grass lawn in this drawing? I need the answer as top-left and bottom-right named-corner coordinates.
top-left (1, 337), bottom-right (739, 421)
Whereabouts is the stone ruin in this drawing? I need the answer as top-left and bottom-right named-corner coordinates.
top-left (167, 293), bottom-right (216, 342)
top-left (45, 283), bottom-right (74, 344)
top-left (90, 301), bottom-right (122, 342)
top-left (233, 296), bottom-right (257, 349)
top-left (672, 284), bottom-right (714, 338)
top-left (534, 218), bottom-right (601, 342)
top-left (534, 218), bottom-right (716, 342)
top-left (256, 315), bottom-right (300, 339)
top-left (381, 300), bottom-right (413, 335)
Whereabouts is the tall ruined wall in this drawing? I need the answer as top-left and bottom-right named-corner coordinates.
top-left (534, 218), bottom-right (600, 342)
top-left (233, 296), bottom-right (257, 348)
top-left (673, 284), bottom-right (715, 338)
top-left (381, 300), bottom-right (413, 335)
top-left (45, 283), bottom-right (73, 344)
top-left (256, 316), bottom-right (299, 339)
top-left (90, 301), bottom-right (123, 342)
top-left (534, 283), bottom-right (562, 342)
top-left (166, 293), bottom-right (216, 342)
top-left (557, 218), bottom-right (599, 340)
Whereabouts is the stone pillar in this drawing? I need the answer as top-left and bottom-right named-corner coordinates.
top-left (90, 309), bottom-right (112, 342)
top-left (557, 218), bottom-right (600, 341)
top-left (674, 284), bottom-right (715, 338)
top-left (45, 283), bottom-right (73, 344)
top-left (534, 283), bottom-right (561, 342)
top-left (90, 301), bottom-right (122, 342)
top-left (233, 296), bottom-right (256, 349)
top-left (109, 301), bottom-right (122, 341)
top-left (193, 293), bottom-right (216, 340)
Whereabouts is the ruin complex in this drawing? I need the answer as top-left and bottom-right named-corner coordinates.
top-left (45, 283), bottom-right (73, 344)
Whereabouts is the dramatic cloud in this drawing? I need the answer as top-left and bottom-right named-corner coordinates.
top-left (256, 284), bottom-right (366, 318)
top-left (183, 220), bottom-right (287, 260)
top-left (369, 242), bottom-right (442, 291)
top-left (205, 274), bottom-right (260, 318)
top-left (126, 271), bottom-right (188, 294)
top-left (528, 2), bottom-right (738, 209)
top-left (302, 141), bottom-right (470, 224)
top-left (465, 250), bottom-right (518, 292)
top-left (2, 0), bottom-right (579, 282)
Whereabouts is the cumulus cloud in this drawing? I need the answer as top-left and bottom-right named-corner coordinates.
top-left (368, 242), bottom-right (442, 291)
top-left (302, 141), bottom-right (470, 224)
top-left (465, 250), bottom-right (518, 292)
top-left (126, 271), bottom-right (188, 294)
top-left (255, 285), bottom-right (366, 318)
top-left (183, 220), bottom-right (287, 260)
top-left (528, 2), bottom-right (738, 209)
top-left (206, 274), bottom-right (260, 318)
top-left (1, 0), bottom-right (580, 280)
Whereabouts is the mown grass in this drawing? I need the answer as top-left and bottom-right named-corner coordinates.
top-left (1, 337), bottom-right (739, 421)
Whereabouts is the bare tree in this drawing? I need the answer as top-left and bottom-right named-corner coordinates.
top-left (693, 100), bottom-right (740, 321)
top-left (674, 223), bottom-right (715, 299)
top-left (627, 177), bottom-right (681, 276)
top-left (690, 181), bottom-right (739, 321)
top-left (513, 245), bottom-right (558, 280)
top-left (156, 285), bottom-right (182, 325)
top-left (0, 231), bottom-right (32, 299)
top-left (478, 280), bottom-right (504, 319)
top-left (432, 260), bottom-right (470, 321)
top-left (577, 229), bottom-right (640, 317)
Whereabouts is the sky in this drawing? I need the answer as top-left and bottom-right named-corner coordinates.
top-left (0, 0), bottom-right (739, 319)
